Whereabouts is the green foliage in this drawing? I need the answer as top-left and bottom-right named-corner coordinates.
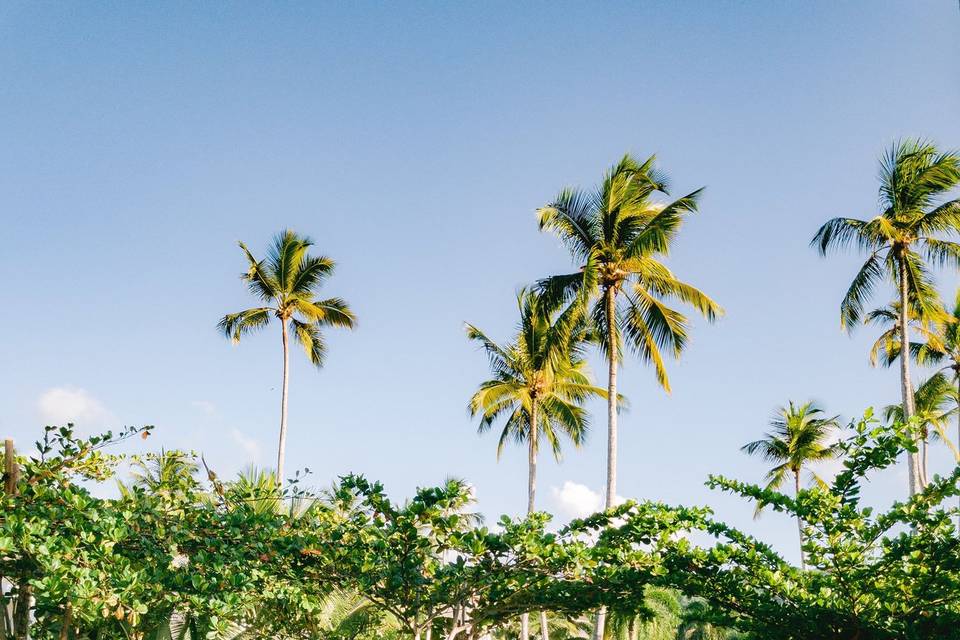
top-left (6, 413), bottom-right (960, 640)
top-left (640, 412), bottom-right (960, 639)
top-left (0, 425), bottom-right (328, 639)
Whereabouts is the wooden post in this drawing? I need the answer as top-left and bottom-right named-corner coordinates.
top-left (4, 439), bottom-right (17, 496)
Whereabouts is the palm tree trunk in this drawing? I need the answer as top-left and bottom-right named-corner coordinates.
top-left (898, 256), bottom-right (922, 496)
top-left (528, 402), bottom-right (538, 515)
top-left (521, 403), bottom-right (538, 640)
top-left (277, 319), bottom-right (290, 487)
top-left (794, 469), bottom-right (806, 571)
top-left (604, 286), bottom-right (619, 508)
top-left (539, 612), bottom-right (549, 640)
top-left (594, 286), bottom-right (618, 640)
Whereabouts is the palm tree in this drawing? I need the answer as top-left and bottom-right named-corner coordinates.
top-left (126, 450), bottom-right (198, 491)
top-left (467, 289), bottom-right (607, 640)
top-left (864, 300), bottom-right (944, 369)
top-left (865, 300), bottom-right (954, 486)
top-left (741, 401), bottom-right (841, 570)
top-left (914, 289), bottom-right (960, 530)
top-left (537, 154), bottom-right (721, 509)
top-left (537, 154), bottom-right (720, 640)
top-left (883, 373), bottom-right (959, 486)
top-left (812, 139), bottom-right (960, 495)
top-left (218, 230), bottom-right (356, 485)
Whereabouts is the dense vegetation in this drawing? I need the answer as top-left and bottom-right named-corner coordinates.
top-left (3, 140), bottom-right (960, 639)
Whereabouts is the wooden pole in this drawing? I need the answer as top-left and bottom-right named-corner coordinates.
top-left (4, 440), bottom-right (17, 496)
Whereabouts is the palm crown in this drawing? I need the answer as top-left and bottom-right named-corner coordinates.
top-left (883, 373), bottom-right (958, 459)
top-left (812, 139), bottom-right (960, 330)
top-left (741, 401), bottom-right (840, 493)
top-left (864, 300), bottom-right (944, 368)
top-left (916, 289), bottom-right (960, 375)
top-left (467, 290), bottom-right (606, 462)
top-left (218, 230), bottom-right (356, 365)
top-left (537, 154), bottom-right (722, 389)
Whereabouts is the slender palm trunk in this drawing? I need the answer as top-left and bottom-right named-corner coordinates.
top-left (604, 286), bottom-right (619, 508)
top-left (794, 469), bottom-right (806, 571)
top-left (277, 319), bottom-right (290, 487)
top-left (539, 612), bottom-right (549, 640)
top-left (520, 403), bottom-right (538, 640)
top-left (594, 286), bottom-right (618, 640)
top-left (898, 256), bottom-right (922, 496)
top-left (528, 402), bottom-right (538, 515)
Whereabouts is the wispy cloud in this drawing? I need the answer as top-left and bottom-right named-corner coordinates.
top-left (37, 387), bottom-right (111, 427)
top-left (230, 428), bottom-right (262, 463)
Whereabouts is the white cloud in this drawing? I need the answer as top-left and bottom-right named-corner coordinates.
top-left (551, 481), bottom-right (604, 519)
top-left (551, 481), bottom-right (628, 520)
top-left (37, 387), bottom-right (111, 426)
top-left (230, 428), bottom-right (262, 463)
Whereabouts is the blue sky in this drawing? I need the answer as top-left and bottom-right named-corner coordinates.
top-left (1, 2), bottom-right (958, 560)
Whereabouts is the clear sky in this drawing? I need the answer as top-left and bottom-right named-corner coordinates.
top-left (1, 2), bottom-right (958, 560)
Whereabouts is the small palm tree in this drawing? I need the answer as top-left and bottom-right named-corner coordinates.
top-left (865, 300), bottom-right (944, 369)
top-left (883, 373), bottom-right (959, 486)
top-left (127, 450), bottom-right (198, 491)
top-left (914, 289), bottom-right (960, 531)
top-left (218, 230), bottom-right (356, 485)
top-left (916, 290), bottom-right (960, 453)
top-left (741, 401), bottom-right (840, 570)
top-left (537, 154), bottom-right (722, 512)
top-left (812, 139), bottom-right (960, 495)
top-left (468, 289), bottom-right (606, 640)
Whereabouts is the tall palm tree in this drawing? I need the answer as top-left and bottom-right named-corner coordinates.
top-left (741, 401), bottom-right (841, 571)
top-left (883, 373), bottom-right (959, 486)
top-left (537, 154), bottom-right (721, 509)
top-left (467, 289), bottom-right (607, 640)
top-left (537, 154), bottom-right (720, 640)
top-left (218, 230), bottom-right (356, 485)
top-left (812, 139), bottom-right (960, 495)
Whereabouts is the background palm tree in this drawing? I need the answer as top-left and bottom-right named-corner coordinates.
top-left (218, 230), bottom-right (356, 485)
top-left (741, 401), bottom-right (840, 570)
top-left (124, 450), bottom-right (199, 492)
top-left (812, 138), bottom-right (960, 495)
top-left (537, 154), bottom-right (720, 640)
top-left (864, 300), bottom-right (944, 369)
top-left (914, 289), bottom-right (960, 530)
top-left (467, 289), bottom-right (606, 640)
top-left (883, 373), bottom-right (959, 486)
